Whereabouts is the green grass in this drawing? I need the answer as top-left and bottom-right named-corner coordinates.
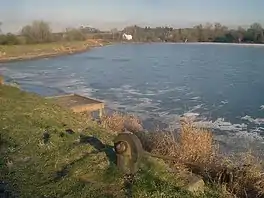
top-left (0, 41), bottom-right (88, 57)
top-left (0, 85), bottom-right (225, 197)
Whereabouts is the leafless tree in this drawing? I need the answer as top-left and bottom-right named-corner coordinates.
top-left (21, 20), bottom-right (52, 43)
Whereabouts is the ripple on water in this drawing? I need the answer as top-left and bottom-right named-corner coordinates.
top-left (2, 43), bottom-right (264, 154)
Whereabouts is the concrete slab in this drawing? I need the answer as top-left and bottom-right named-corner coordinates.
top-left (46, 94), bottom-right (104, 117)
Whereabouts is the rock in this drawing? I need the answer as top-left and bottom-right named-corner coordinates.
top-left (181, 172), bottom-right (205, 194)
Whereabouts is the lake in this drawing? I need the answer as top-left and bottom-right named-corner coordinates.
top-left (1, 43), bottom-right (264, 155)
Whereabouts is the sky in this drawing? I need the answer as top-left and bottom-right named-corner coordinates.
top-left (1, 0), bottom-right (264, 33)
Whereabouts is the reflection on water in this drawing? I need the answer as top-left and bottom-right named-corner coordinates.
top-left (1, 43), bottom-right (264, 155)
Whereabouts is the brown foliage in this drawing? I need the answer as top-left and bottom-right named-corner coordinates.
top-left (99, 112), bottom-right (264, 197)
top-left (100, 112), bottom-right (143, 133)
top-left (136, 118), bottom-right (264, 197)
top-left (139, 118), bottom-right (215, 165)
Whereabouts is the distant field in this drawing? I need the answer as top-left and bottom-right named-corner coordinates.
top-left (0, 41), bottom-right (86, 56)
top-left (0, 40), bottom-right (109, 62)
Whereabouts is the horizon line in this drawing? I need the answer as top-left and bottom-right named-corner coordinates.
top-left (1, 20), bottom-right (264, 34)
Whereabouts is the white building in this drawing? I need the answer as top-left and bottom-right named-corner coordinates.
top-left (122, 33), bottom-right (133, 40)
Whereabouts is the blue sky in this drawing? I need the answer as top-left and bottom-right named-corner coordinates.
top-left (1, 0), bottom-right (263, 33)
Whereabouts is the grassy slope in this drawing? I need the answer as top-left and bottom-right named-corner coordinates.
top-left (0, 41), bottom-right (85, 56)
top-left (0, 85), bottom-right (223, 198)
top-left (0, 40), bottom-right (110, 62)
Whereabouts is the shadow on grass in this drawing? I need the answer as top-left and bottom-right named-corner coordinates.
top-left (79, 134), bottom-right (116, 165)
top-left (53, 135), bottom-right (116, 182)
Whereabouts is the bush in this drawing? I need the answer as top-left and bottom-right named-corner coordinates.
top-left (137, 118), bottom-right (215, 165)
top-left (99, 112), bottom-right (264, 197)
top-left (64, 28), bottom-right (86, 41)
top-left (136, 118), bottom-right (264, 198)
top-left (0, 33), bottom-right (20, 45)
top-left (21, 21), bottom-right (52, 44)
top-left (100, 112), bottom-right (143, 133)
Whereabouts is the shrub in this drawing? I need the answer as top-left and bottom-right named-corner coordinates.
top-left (0, 33), bottom-right (20, 45)
top-left (64, 28), bottom-right (86, 41)
top-left (135, 118), bottom-right (264, 197)
top-left (21, 21), bottom-right (52, 44)
top-left (100, 112), bottom-right (143, 133)
top-left (100, 112), bottom-right (264, 197)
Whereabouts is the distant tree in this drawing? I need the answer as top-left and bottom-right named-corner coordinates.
top-left (119, 23), bottom-right (264, 44)
top-left (213, 23), bottom-right (228, 39)
top-left (237, 26), bottom-right (246, 42)
top-left (79, 26), bottom-right (101, 34)
top-left (21, 21), bottom-right (52, 44)
top-left (194, 24), bottom-right (205, 42)
top-left (0, 22), bottom-right (2, 34)
top-left (64, 28), bottom-right (86, 41)
top-left (110, 28), bottom-right (118, 40)
top-left (249, 23), bottom-right (264, 43)
top-left (1, 20), bottom-right (262, 45)
top-left (0, 33), bottom-right (20, 45)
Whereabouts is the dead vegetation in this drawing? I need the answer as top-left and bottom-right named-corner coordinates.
top-left (100, 112), bottom-right (143, 133)
top-left (140, 118), bottom-right (264, 198)
top-left (101, 113), bottom-right (264, 197)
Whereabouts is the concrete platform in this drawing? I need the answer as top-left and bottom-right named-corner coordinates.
top-left (46, 94), bottom-right (104, 117)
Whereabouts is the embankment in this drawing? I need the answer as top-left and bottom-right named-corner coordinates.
top-left (0, 39), bottom-right (110, 63)
top-left (0, 84), bottom-right (227, 197)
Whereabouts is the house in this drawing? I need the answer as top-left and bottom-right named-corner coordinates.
top-left (122, 33), bottom-right (133, 40)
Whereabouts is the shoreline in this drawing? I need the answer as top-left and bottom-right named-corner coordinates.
top-left (0, 48), bottom-right (90, 63)
top-left (182, 42), bottom-right (264, 47)
top-left (1, 41), bottom-right (263, 64)
top-left (0, 40), bottom-right (110, 64)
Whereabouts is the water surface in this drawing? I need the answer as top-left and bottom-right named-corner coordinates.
top-left (1, 43), bottom-right (264, 154)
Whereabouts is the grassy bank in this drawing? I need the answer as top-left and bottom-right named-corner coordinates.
top-left (0, 39), bottom-right (110, 63)
top-left (0, 85), bottom-right (227, 197)
top-left (100, 112), bottom-right (264, 197)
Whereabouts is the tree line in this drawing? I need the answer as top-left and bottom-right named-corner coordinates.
top-left (0, 20), bottom-right (264, 45)
top-left (121, 23), bottom-right (264, 43)
top-left (0, 21), bottom-right (103, 45)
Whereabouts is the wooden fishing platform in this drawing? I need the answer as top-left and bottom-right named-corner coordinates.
top-left (46, 94), bottom-right (104, 117)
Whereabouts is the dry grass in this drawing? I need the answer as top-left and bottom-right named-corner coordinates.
top-left (100, 112), bottom-right (143, 133)
top-left (135, 117), bottom-right (264, 198)
top-left (221, 152), bottom-right (264, 197)
top-left (139, 118), bottom-right (215, 165)
top-left (99, 112), bottom-right (264, 197)
top-left (178, 118), bottom-right (215, 163)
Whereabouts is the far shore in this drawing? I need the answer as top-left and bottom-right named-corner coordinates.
top-left (1, 40), bottom-right (263, 64)
top-left (182, 42), bottom-right (264, 47)
top-left (0, 39), bottom-right (110, 63)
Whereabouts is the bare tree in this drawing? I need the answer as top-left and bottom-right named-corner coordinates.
top-left (21, 20), bottom-right (52, 43)
top-left (64, 27), bottom-right (86, 41)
